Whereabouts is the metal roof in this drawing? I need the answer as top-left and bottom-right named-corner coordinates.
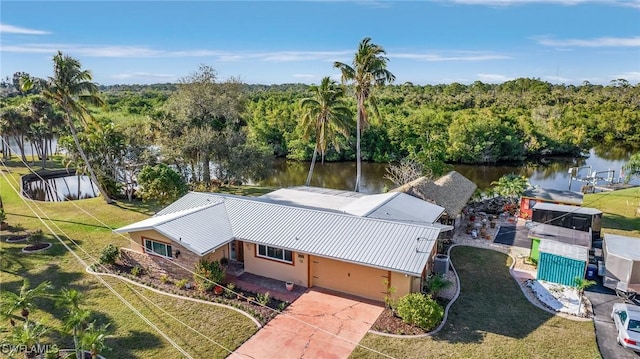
top-left (532, 202), bottom-right (602, 215)
top-left (260, 186), bottom-right (444, 225)
top-left (604, 234), bottom-right (640, 260)
top-left (528, 223), bottom-right (592, 248)
top-left (539, 240), bottom-right (588, 262)
top-left (115, 192), bottom-right (443, 276)
top-left (522, 187), bottom-right (583, 205)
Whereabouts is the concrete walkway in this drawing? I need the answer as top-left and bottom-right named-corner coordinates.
top-left (234, 289), bottom-right (384, 359)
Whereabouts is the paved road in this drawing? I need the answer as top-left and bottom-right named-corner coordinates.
top-left (585, 277), bottom-right (640, 359)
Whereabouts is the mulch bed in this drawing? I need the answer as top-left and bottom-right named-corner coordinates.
top-left (5, 234), bottom-right (29, 243)
top-left (94, 263), bottom-right (287, 324)
top-left (22, 242), bottom-right (52, 252)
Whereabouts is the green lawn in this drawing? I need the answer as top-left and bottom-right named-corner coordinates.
top-left (350, 247), bottom-right (600, 359)
top-left (584, 187), bottom-right (640, 237)
top-left (0, 160), bottom-right (265, 358)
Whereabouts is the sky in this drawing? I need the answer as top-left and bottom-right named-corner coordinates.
top-left (1, 1), bottom-right (639, 86)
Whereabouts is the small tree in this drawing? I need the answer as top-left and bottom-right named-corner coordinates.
top-left (99, 244), bottom-right (120, 266)
top-left (137, 163), bottom-right (188, 205)
top-left (382, 278), bottom-right (397, 309)
top-left (193, 259), bottom-right (225, 292)
top-left (574, 277), bottom-right (596, 315)
top-left (395, 293), bottom-right (444, 330)
top-left (491, 173), bottom-right (529, 204)
top-left (384, 158), bottom-right (423, 187)
top-left (1, 279), bottom-right (52, 324)
top-left (56, 288), bottom-right (90, 359)
top-left (424, 274), bottom-right (452, 299)
top-left (623, 152), bottom-right (640, 184)
top-left (6, 321), bottom-right (48, 359)
top-left (80, 322), bottom-right (111, 359)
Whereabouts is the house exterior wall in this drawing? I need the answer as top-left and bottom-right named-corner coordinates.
top-left (242, 243), bottom-right (308, 287)
top-left (125, 229), bottom-right (227, 281)
top-left (390, 271), bottom-right (413, 299)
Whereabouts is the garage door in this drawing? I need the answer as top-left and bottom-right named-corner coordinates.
top-left (310, 256), bottom-right (388, 301)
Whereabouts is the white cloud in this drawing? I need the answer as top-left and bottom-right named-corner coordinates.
top-left (448, 0), bottom-right (639, 7)
top-left (111, 72), bottom-right (176, 80)
top-left (292, 74), bottom-right (316, 79)
top-left (543, 75), bottom-right (572, 83)
top-left (0, 24), bottom-right (51, 35)
top-left (612, 71), bottom-right (640, 81)
top-left (535, 36), bottom-right (640, 47)
top-left (476, 73), bottom-right (512, 82)
top-left (392, 52), bottom-right (511, 61)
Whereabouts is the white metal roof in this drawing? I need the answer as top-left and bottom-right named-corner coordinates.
top-left (539, 240), bottom-right (588, 262)
top-left (115, 191), bottom-right (443, 276)
top-left (604, 234), bottom-right (640, 260)
top-left (533, 202), bottom-right (602, 215)
top-left (528, 223), bottom-right (592, 248)
top-left (259, 186), bottom-right (444, 224)
top-left (522, 187), bottom-right (584, 205)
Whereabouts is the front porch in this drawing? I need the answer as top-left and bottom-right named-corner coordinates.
top-left (225, 260), bottom-right (306, 303)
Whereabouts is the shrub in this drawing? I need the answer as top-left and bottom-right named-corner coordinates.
top-left (131, 265), bottom-right (143, 277)
top-left (277, 301), bottom-right (287, 312)
top-left (193, 259), bottom-right (225, 292)
top-left (159, 274), bottom-right (170, 284)
top-left (224, 283), bottom-right (236, 298)
top-left (256, 291), bottom-right (270, 306)
top-left (424, 274), bottom-right (452, 299)
top-left (28, 229), bottom-right (44, 242)
top-left (99, 244), bottom-right (120, 265)
top-left (396, 293), bottom-right (444, 330)
top-left (0, 208), bottom-right (7, 223)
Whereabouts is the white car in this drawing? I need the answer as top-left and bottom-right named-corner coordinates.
top-left (611, 303), bottom-right (640, 352)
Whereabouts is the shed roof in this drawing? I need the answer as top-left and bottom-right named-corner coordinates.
top-left (391, 171), bottom-right (477, 217)
top-left (604, 234), bottom-right (640, 260)
top-left (539, 240), bottom-right (589, 262)
top-left (532, 202), bottom-right (602, 215)
top-left (522, 187), bottom-right (583, 205)
top-left (528, 223), bottom-right (592, 248)
top-left (115, 192), bottom-right (443, 276)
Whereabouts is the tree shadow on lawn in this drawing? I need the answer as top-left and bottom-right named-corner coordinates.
top-left (601, 212), bottom-right (640, 233)
top-left (433, 246), bottom-right (555, 344)
top-left (7, 212), bottom-right (111, 230)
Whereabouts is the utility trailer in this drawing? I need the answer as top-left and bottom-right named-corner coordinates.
top-left (603, 234), bottom-right (640, 302)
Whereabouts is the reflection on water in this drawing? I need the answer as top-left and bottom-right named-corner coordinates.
top-left (23, 175), bottom-right (99, 201)
top-left (256, 147), bottom-right (639, 194)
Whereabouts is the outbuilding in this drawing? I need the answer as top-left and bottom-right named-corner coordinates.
top-left (536, 240), bottom-right (589, 286)
top-left (519, 187), bottom-right (583, 220)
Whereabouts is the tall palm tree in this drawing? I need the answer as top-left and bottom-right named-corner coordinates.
top-left (299, 77), bottom-right (352, 186)
top-left (1, 279), bottom-right (52, 325)
top-left (334, 37), bottom-right (395, 192)
top-left (22, 51), bottom-right (114, 203)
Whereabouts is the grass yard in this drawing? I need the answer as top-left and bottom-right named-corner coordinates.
top-left (350, 247), bottom-right (600, 359)
top-left (584, 187), bottom-right (640, 237)
top-left (0, 160), bottom-right (267, 358)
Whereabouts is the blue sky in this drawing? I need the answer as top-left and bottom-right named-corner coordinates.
top-left (1, 1), bottom-right (639, 85)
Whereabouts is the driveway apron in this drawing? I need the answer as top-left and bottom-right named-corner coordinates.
top-left (234, 289), bottom-right (384, 359)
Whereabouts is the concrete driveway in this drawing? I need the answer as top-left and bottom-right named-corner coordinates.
top-left (586, 278), bottom-right (640, 359)
top-left (234, 289), bottom-right (384, 359)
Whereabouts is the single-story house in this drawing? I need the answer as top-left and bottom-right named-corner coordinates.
top-left (391, 171), bottom-right (478, 228)
top-left (531, 202), bottom-right (602, 240)
top-left (114, 190), bottom-right (450, 302)
top-left (519, 187), bottom-right (583, 220)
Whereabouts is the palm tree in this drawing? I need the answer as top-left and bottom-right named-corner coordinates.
top-left (21, 51), bottom-right (114, 203)
top-left (1, 279), bottom-right (52, 324)
top-left (6, 321), bottom-right (48, 359)
top-left (424, 274), bottom-right (452, 299)
top-left (574, 277), bottom-right (596, 315)
top-left (334, 37), bottom-right (395, 192)
top-left (57, 288), bottom-right (89, 359)
top-left (299, 77), bottom-right (352, 186)
top-left (491, 173), bottom-right (530, 204)
top-left (80, 322), bottom-right (111, 359)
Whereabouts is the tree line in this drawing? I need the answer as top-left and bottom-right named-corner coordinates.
top-left (1, 40), bottom-right (639, 202)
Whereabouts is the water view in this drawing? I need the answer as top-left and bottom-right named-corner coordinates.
top-left (256, 146), bottom-right (639, 194)
top-left (23, 175), bottom-right (99, 202)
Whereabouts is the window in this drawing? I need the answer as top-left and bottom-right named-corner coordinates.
top-left (144, 238), bottom-right (172, 258)
top-left (257, 244), bottom-right (293, 264)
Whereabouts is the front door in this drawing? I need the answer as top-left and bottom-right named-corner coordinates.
top-left (236, 240), bottom-right (244, 262)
